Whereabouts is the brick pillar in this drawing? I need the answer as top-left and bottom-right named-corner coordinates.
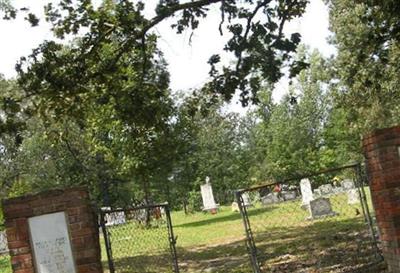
top-left (2, 187), bottom-right (103, 273)
top-left (363, 126), bottom-right (400, 272)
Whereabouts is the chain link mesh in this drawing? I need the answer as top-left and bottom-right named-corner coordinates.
top-left (237, 165), bottom-right (385, 273)
top-left (101, 205), bottom-right (178, 273)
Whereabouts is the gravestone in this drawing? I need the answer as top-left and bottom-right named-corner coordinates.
top-left (201, 177), bottom-right (218, 212)
top-left (242, 192), bottom-right (252, 207)
top-left (342, 179), bottom-right (355, 190)
top-left (102, 208), bottom-right (126, 226)
top-left (300, 178), bottom-right (314, 208)
top-left (231, 202), bottom-right (239, 212)
top-left (2, 187), bottom-right (103, 273)
top-left (160, 206), bottom-right (166, 216)
top-left (282, 191), bottom-right (297, 201)
top-left (29, 212), bottom-right (76, 273)
top-left (319, 184), bottom-right (333, 195)
top-left (314, 188), bottom-right (322, 197)
top-left (125, 208), bottom-right (146, 223)
top-left (347, 189), bottom-right (360, 205)
top-left (308, 198), bottom-right (337, 219)
top-left (332, 186), bottom-right (344, 194)
top-left (261, 193), bottom-right (280, 205)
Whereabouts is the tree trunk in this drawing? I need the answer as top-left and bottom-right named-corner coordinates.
top-left (143, 177), bottom-right (151, 227)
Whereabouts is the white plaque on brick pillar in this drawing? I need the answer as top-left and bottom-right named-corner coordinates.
top-left (300, 178), bottom-right (314, 207)
top-left (28, 212), bottom-right (76, 273)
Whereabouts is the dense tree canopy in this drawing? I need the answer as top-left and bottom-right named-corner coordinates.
top-left (1, 0), bottom-right (400, 216)
top-left (327, 0), bottom-right (400, 131)
top-left (11, 0), bottom-right (309, 109)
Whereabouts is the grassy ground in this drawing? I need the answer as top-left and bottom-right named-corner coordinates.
top-left (101, 189), bottom-right (385, 273)
top-left (0, 254), bottom-right (11, 273)
top-left (0, 188), bottom-right (386, 273)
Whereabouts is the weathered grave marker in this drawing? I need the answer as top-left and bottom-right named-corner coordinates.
top-left (282, 191), bottom-right (297, 201)
top-left (313, 188), bottom-right (322, 197)
top-left (261, 193), bottom-right (280, 205)
top-left (308, 198), bottom-right (337, 219)
top-left (242, 192), bottom-right (252, 207)
top-left (201, 177), bottom-right (218, 212)
top-left (342, 179), bottom-right (355, 190)
top-left (319, 184), bottom-right (333, 195)
top-left (332, 186), bottom-right (344, 194)
top-left (300, 178), bottom-right (314, 208)
top-left (102, 207), bottom-right (126, 226)
top-left (347, 189), bottom-right (360, 205)
top-left (231, 202), bottom-right (239, 212)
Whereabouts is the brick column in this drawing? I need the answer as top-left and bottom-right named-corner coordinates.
top-left (2, 187), bottom-right (103, 273)
top-left (363, 126), bottom-right (400, 272)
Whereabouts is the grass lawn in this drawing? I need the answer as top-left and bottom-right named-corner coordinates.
top-left (0, 254), bottom-right (11, 273)
top-left (101, 188), bottom-right (385, 273)
top-left (0, 187), bottom-right (386, 273)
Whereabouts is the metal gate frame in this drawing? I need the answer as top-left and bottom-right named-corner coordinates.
top-left (236, 162), bottom-right (383, 273)
top-left (99, 202), bottom-right (179, 273)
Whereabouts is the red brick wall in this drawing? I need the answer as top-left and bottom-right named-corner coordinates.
top-left (363, 126), bottom-right (400, 272)
top-left (2, 187), bottom-right (103, 273)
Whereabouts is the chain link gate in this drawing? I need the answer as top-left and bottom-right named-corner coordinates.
top-left (100, 203), bottom-right (179, 273)
top-left (236, 163), bottom-right (384, 273)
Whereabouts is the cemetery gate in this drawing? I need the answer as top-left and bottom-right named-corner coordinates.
top-left (100, 203), bottom-right (179, 273)
top-left (236, 163), bottom-right (384, 273)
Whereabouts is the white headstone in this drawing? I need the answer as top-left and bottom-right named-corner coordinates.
top-left (342, 179), bottom-right (355, 190)
top-left (102, 208), bottom-right (126, 226)
top-left (347, 189), bottom-right (360, 205)
top-left (231, 202), bottom-right (239, 212)
top-left (28, 212), bottom-right (76, 273)
top-left (332, 187), bottom-right (344, 194)
top-left (200, 182), bottom-right (217, 211)
top-left (319, 184), bottom-right (333, 195)
top-left (242, 192), bottom-right (252, 207)
top-left (106, 212), bottom-right (126, 226)
top-left (300, 178), bottom-right (314, 206)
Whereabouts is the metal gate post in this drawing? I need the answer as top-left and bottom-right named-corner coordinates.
top-left (354, 165), bottom-right (370, 225)
top-left (100, 211), bottom-right (116, 273)
top-left (356, 164), bottom-right (383, 260)
top-left (165, 203), bottom-right (180, 273)
top-left (236, 191), bottom-right (262, 273)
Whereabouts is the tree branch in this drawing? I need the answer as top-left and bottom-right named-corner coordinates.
top-left (110, 0), bottom-right (223, 85)
top-left (278, 0), bottom-right (299, 38)
top-left (236, 0), bottom-right (272, 71)
top-left (140, 0), bottom-right (222, 38)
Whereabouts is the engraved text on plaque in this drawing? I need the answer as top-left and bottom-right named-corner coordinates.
top-left (28, 212), bottom-right (76, 273)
